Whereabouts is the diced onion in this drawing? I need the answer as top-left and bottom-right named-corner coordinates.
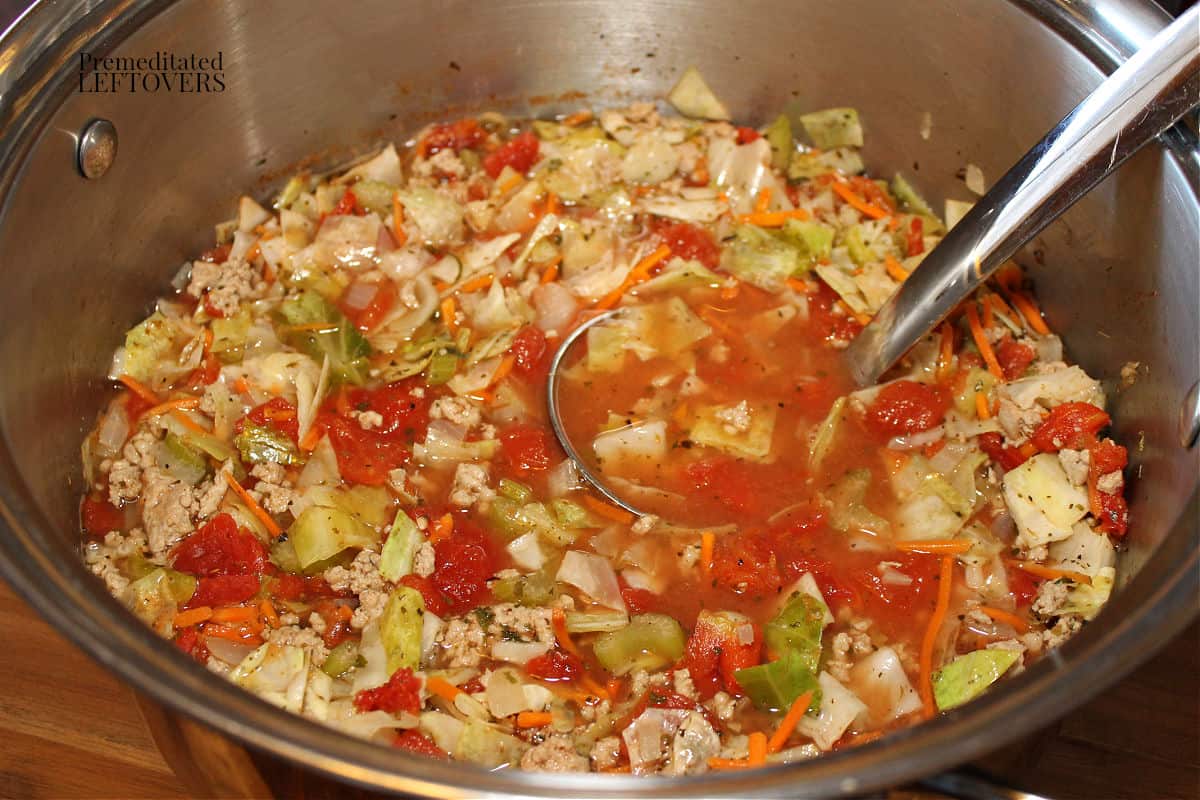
top-left (341, 280), bottom-right (380, 313)
top-left (491, 640), bottom-right (551, 665)
top-left (532, 282), bottom-right (579, 334)
top-left (205, 636), bottom-right (256, 666)
top-left (96, 404), bottom-right (130, 458)
top-left (556, 550), bottom-right (627, 612)
top-left (484, 667), bottom-right (538, 718)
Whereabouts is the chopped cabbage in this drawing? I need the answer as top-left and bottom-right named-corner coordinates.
top-left (689, 402), bottom-right (777, 462)
top-left (592, 613), bottom-right (685, 675)
top-left (556, 550), bottom-right (626, 611)
top-left (456, 718), bottom-right (529, 767)
top-left (998, 366), bottom-right (1105, 411)
top-left (932, 649), bottom-right (1020, 711)
top-left (788, 147), bottom-right (864, 180)
top-left (229, 644), bottom-right (310, 713)
top-left (799, 108), bottom-right (863, 149)
top-left (380, 585), bottom-right (425, 673)
top-left (379, 509), bottom-right (422, 582)
top-left (1003, 454), bottom-right (1090, 549)
top-left (344, 144), bottom-right (403, 186)
top-left (395, 187), bottom-right (464, 247)
top-left (667, 66), bottom-right (730, 121)
top-left (735, 650), bottom-right (821, 712)
top-left (1049, 521), bottom-right (1116, 577)
top-left (621, 131), bottom-right (680, 184)
top-left (593, 420), bottom-right (669, 470)
top-left (796, 672), bottom-right (868, 750)
top-left (124, 568), bottom-right (196, 636)
top-left (720, 225), bottom-right (804, 292)
top-left (849, 647), bottom-right (923, 725)
top-left (288, 505), bottom-right (379, 570)
top-left (109, 311), bottom-right (179, 384)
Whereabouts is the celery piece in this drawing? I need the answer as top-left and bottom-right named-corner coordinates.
top-left (720, 225), bottom-right (802, 292)
top-left (125, 568), bottom-right (197, 636)
top-left (516, 501), bottom-right (575, 547)
top-left (379, 509), bottom-right (422, 582)
top-left (932, 649), bottom-right (1020, 711)
top-left (765, 594), bottom-right (826, 673)
top-left (234, 421), bottom-right (300, 466)
top-left (278, 291), bottom-right (372, 385)
top-left (734, 651), bottom-right (821, 712)
top-left (550, 499), bottom-right (600, 529)
top-left (288, 505), bottom-right (378, 569)
top-left (808, 397), bottom-right (847, 470)
top-left (210, 307), bottom-right (251, 364)
top-left (322, 640), bottom-right (363, 678)
top-left (565, 609), bottom-right (630, 634)
top-left (159, 433), bottom-right (209, 485)
top-left (490, 568), bottom-right (557, 607)
top-left (592, 613), bottom-right (685, 676)
top-left (487, 496), bottom-right (528, 540)
top-left (380, 585), bottom-right (425, 673)
top-left (425, 349), bottom-right (459, 385)
top-left (764, 114), bottom-right (793, 171)
top-left (350, 180), bottom-right (397, 219)
top-left (667, 67), bottom-right (730, 121)
top-left (498, 479), bottom-right (533, 504)
top-left (787, 147), bottom-right (865, 181)
top-left (780, 219), bottom-right (835, 267)
top-left (799, 108), bottom-right (863, 149)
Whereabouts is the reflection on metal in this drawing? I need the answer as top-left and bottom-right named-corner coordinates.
top-left (76, 118), bottom-right (117, 179)
top-left (1181, 380), bottom-right (1200, 448)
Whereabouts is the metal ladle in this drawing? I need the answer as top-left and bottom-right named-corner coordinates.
top-left (548, 8), bottom-right (1199, 516)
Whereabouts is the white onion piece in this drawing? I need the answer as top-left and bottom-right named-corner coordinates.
top-left (485, 667), bottom-right (538, 718)
top-left (848, 647), bottom-right (922, 726)
top-left (532, 281), bottom-right (579, 334)
top-left (341, 280), bottom-right (380, 313)
top-left (556, 550), bottom-right (627, 611)
top-left (546, 459), bottom-right (584, 498)
top-left (95, 405), bottom-right (130, 457)
top-left (421, 611), bottom-right (443, 668)
top-left (205, 636), bottom-right (256, 666)
top-left (506, 532), bottom-right (548, 571)
top-left (491, 640), bottom-right (551, 666)
top-left (887, 425), bottom-right (944, 451)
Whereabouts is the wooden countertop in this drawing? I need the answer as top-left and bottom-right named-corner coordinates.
top-left (1, 577), bottom-right (1196, 799)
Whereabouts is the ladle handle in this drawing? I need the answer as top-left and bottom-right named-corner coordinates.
top-left (845, 5), bottom-right (1200, 386)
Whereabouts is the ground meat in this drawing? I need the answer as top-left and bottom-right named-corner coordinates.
top-left (1042, 614), bottom-right (1084, 649)
top-left (351, 588), bottom-right (389, 630)
top-left (488, 604), bottom-right (554, 645)
top-left (1096, 471), bottom-right (1124, 495)
top-left (631, 514), bottom-right (660, 535)
top-left (352, 410), bottom-right (384, 431)
top-left (141, 468), bottom-right (201, 560)
top-left (249, 462), bottom-right (298, 515)
top-left (1057, 448), bottom-right (1091, 486)
top-left (628, 668), bottom-right (669, 698)
top-left (429, 396), bottom-right (482, 428)
top-left (187, 257), bottom-right (265, 317)
top-left (704, 691), bottom-right (739, 722)
top-left (996, 398), bottom-right (1044, 444)
top-left (826, 629), bottom-right (875, 683)
top-left (308, 611), bottom-right (328, 636)
top-left (106, 429), bottom-right (161, 505)
top-left (676, 542), bottom-right (701, 572)
top-left (519, 735), bottom-right (589, 772)
top-left (84, 528), bottom-right (149, 595)
top-left (435, 615), bottom-right (488, 668)
top-left (413, 541), bottom-right (435, 577)
top-left (665, 712), bottom-right (720, 776)
top-left (590, 736), bottom-right (622, 771)
top-left (448, 462), bottom-right (495, 509)
top-left (324, 549), bottom-right (386, 595)
top-left (1032, 580), bottom-right (1070, 619)
top-left (672, 668), bottom-right (697, 700)
top-left (267, 625), bottom-right (329, 666)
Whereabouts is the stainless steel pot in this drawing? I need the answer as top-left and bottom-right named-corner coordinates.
top-left (0, 1), bottom-right (1195, 797)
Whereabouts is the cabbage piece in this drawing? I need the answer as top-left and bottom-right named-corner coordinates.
top-left (157, 434), bottom-right (209, 485)
top-left (556, 550), bottom-right (626, 611)
top-left (296, 435), bottom-right (341, 489)
top-left (505, 532), bottom-right (548, 571)
top-left (109, 310), bottom-right (179, 384)
top-left (639, 196), bottom-right (726, 223)
top-left (456, 718), bottom-right (529, 767)
top-left (413, 420), bottom-right (500, 464)
top-left (945, 199), bottom-right (974, 230)
top-left (124, 568), bottom-right (196, 636)
top-left (297, 484), bottom-right (392, 529)
top-left (1059, 566), bottom-right (1115, 621)
top-left (998, 366), bottom-right (1105, 411)
top-left (824, 468), bottom-right (891, 536)
top-left (593, 420), bottom-right (669, 470)
top-left (891, 174), bottom-right (945, 233)
top-left (787, 147), bottom-right (865, 180)
top-left (491, 639), bottom-right (552, 666)
top-left (734, 650), bottom-right (821, 712)
top-left (379, 510), bottom-right (422, 582)
top-left (621, 131), bottom-right (680, 184)
top-left (932, 649), bottom-right (1020, 711)
top-left (808, 397), bottom-right (847, 470)
top-left (485, 666), bottom-right (545, 717)
top-left (345, 144), bottom-right (403, 186)
top-left (210, 306), bottom-right (251, 364)
top-left (721, 225), bottom-right (801, 292)
top-left (764, 591), bottom-right (827, 673)
top-left (814, 264), bottom-right (871, 316)
top-left (565, 609), bottom-right (630, 634)
top-left (1048, 521), bottom-right (1116, 577)
top-left (592, 613), bottom-right (685, 675)
top-left (799, 108), bottom-right (864, 149)
top-left (234, 421), bottom-right (300, 466)
top-left (763, 114), bottom-right (793, 171)
top-left (327, 708), bottom-right (417, 741)
top-left (288, 505), bottom-right (379, 570)
top-left (848, 647), bottom-right (923, 725)
top-left (689, 402), bottom-right (777, 462)
top-left (471, 278), bottom-right (535, 335)
top-left (229, 643), bottom-right (310, 713)
top-left (1002, 454), bottom-right (1090, 549)
top-left (667, 66), bottom-right (730, 121)
top-left (490, 568), bottom-right (557, 607)
top-left (780, 219), bottom-right (835, 267)
top-left (636, 258), bottom-right (722, 293)
top-left (419, 711), bottom-right (465, 754)
top-left (321, 640), bottom-right (362, 679)
top-left (353, 620), bottom-right (390, 692)
top-left (708, 137), bottom-right (772, 212)
top-left (380, 585), bottom-right (425, 673)
top-left (395, 187), bottom-right (464, 247)
top-left (796, 671), bottom-right (868, 750)
top-left (278, 291), bottom-right (371, 385)
top-left (538, 129), bottom-right (623, 202)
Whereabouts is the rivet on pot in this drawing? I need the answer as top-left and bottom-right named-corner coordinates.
top-left (1181, 380), bottom-right (1200, 449)
top-left (77, 118), bottom-right (117, 179)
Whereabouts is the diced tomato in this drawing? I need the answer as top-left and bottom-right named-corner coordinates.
top-left (735, 126), bottom-right (761, 145)
top-left (393, 729), bottom-right (447, 759)
top-left (241, 397), bottom-right (300, 443)
top-left (331, 187), bottom-right (360, 217)
top-left (202, 295), bottom-right (227, 319)
top-left (710, 531), bottom-right (782, 597)
top-left (185, 352), bottom-right (221, 392)
top-left (847, 554), bottom-right (940, 623)
top-left (683, 611), bottom-right (763, 698)
top-left (620, 584), bottom-right (660, 614)
top-left (1093, 491), bottom-right (1129, 536)
top-left (423, 118), bottom-right (487, 158)
top-left (510, 325), bottom-right (550, 381)
top-left (174, 626), bottom-right (209, 663)
top-left (81, 494), bottom-right (124, 537)
top-left (188, 574), bottom-right (261, 608)
top-left (483, 130), bottom-right (540, 179)
top-left (864, 380), bottom-right (949, 437)
top-left (848, 176), bottom-right (896, 214)
top-left (317, 379), bottom-right (431, 485)
top-left (525, 648), bottom-right (583, 682)
top-left (340, 280), bottom-right (397, 333)
top-left (431, 523), bottom-right (495, 611)
top-left (198, 243), bottom-right (232, 264)
top-left (1090, 438), bottom-right (1128, 474)
top-left (122, 390), bottom-right (154, 422)
top-left (906, 216), bottom-right (924, 257)
top-left (1030, 402), bottom-right (1110, 453)
top-left (398, 574), bottom-right (449, 616)
top-left (271, 574), bottom-right (350, 602)
top-left (979, 432), bottom-right (1031, 471)
top-left (653, 220), bottom-right (721, 269)
top-left (498, 423), bottom-right (555, 475)
top-left (808, 283), bottom-right (864, 343)
top-left (1008, 565), bottom-right (1039, 607)
top-left (171, 513), bottom-right (269, 577)
top-left (1089, 438), bottom-right (1129, 536)
top-left (354, 667), bottom-right (422, 714)
top-left (685, 457), bottom-right (761, 515)
top-left (995, 336), bottom-right (1037, 381)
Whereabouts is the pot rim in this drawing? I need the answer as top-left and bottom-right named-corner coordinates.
top-left (0, 1), bottom-right (1195, 797)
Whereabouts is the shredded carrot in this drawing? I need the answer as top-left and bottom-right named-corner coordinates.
top-left (700, 531), bottom-right (715, 579)
top-left (173, 606), bottom-right (213, 627)
top-left (786, 277), bottom-right (817, 294)
top-left (1008, 560), bottom-right (1092, 585)
top-left (719, 282), bottom-right (740, 301)
top-left (433, 279), bottom-right (451, 293)
top-left (299, 424), bottom-right (321, 452)
top-left (562, 109), bottom-right (594, 127)
top-left (488, 354), bottom-right (516, 390)
top-left (735, 208), bottom-right (812, 227)
top-left (977, 605), bottom-right (1029, 633)
top-left (884, 255), bottom-right (910, 283)
top-left (142, 396), bottom-right (201, 419)
top-left (840, 729), bottom-right (886, 747)
top-left (706, 757), bottom-right (755, 770)
top-left (579, 674), bottom-right (611, 701)
top-left (747, 731), bottom-right (768, 766)
top-left (458, 272), bottom-right (494, 293)
top-left (539, 255), bottom-right (562, 284)
top-left (201, 625), bottom-right (263, 645)
top-left (391, 193), bottom-right (408, 246)
top-left (896, 539), bottom-right (971, 555)
top-left (595, 244), bottom-right (673, 310)
top-left (246, 240), bottom-right (262, 263)
top-left (754, 187), bottom-right (772, 214)
top-left (981, 295), bottom-right (995, 330)
top-left (544, 192), bottom-right (561, 216)
top-left (936, 322), bottom-right (955, 381)
top-left (831, 181), bottom-right (890, 220)
top-left (496, 172), bottom-right (525, 195)
top-left (223, 471), bottom-right (282, 538)
top-left (515, 711), bottom-right (553, 728)
top-left (117, 374), bottom-right (161, 405)
top-left (169, 409), bottom-right (210, 436)
top-left (965, 302), bottom-right (1004, 380)
top-left (428, 513), bottom-right (454, 545)
top-left (1018, 441), bottom-right (1039, 459)
top-left (551, 607), bottom-right (583, 659)
top-left (259, 599), bottom-right (280, 628)
top-left (605, 678), bottom-right (623, 701)
top-left (580, 494), bottom-right (634, 525)
top-left (210, 605), bottom-right (259, 624)
top-left (600, 764), bottom-right (632, 774)
top-left (440, 296), bottom-right (458, 334)
top-left (233, 377), bottom-right (251, 395)
top-left (918, 556), bottom-right (955, 719)
top-left (716, 190), bottom-right (730, 204)
top-left (425, 676), bottom-right (463, 703)
top-left (1010, 291), bottom-right (1052, 335)
top-left (987, 292), bottom-right (1021, 326)
top-left (767, 691), bottom-right (814, 753)
top-left (690, 156), bottom-right (710, 186)
top-left (975, 391), bottom-right (992, 420)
